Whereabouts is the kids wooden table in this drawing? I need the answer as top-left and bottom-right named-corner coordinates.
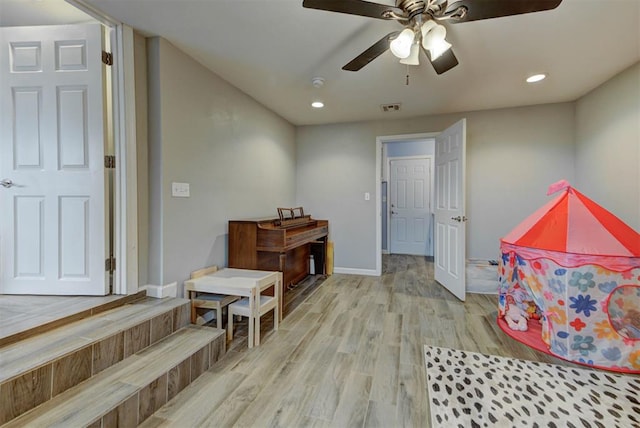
top-left (184, 268), bottom-right (281, 348)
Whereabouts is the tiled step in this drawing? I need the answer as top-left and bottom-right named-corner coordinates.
top-left (3, 324), bottom-right (226, 427)
top-left (0, 297), bottom-right (192, 424)
top-left (0, 291), bottom-right (147, 348)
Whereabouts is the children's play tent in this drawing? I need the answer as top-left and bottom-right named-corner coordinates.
top-left (498, 180), bottom-right (640, 373)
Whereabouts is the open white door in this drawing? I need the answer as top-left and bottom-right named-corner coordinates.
top-left (389, 157), bottom-right (431, 256)
top-left (434, 119), bottom-right (466, 301)
top-left (0, 24), bottom-right (108, 295)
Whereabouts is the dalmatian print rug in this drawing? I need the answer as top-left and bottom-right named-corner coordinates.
top-left (424, 346), bottom-right (640, 428)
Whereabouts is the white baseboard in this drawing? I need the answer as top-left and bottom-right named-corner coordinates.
top-left (333, 267), bottom-right (380, 276)
top-left (142, 281), bottom-right (177, 298)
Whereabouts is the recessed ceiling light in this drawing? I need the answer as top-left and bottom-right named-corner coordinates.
top-left (311, 101), bottom-right (324, 108)
top-left (526, 73), bottom-right (547, 83)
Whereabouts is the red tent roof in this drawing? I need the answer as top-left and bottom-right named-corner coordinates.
top-left (502, 181), bottom-right (640, 257)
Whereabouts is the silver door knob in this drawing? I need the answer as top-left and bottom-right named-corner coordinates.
top-left (1, 179), bottom-right (15, 188)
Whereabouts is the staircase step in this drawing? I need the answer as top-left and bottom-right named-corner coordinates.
top-left (0, 297), bottom-right (191, 424)
top-left (0, 291), bottom-right (147, 348)
top-left (3, 325), bottom-right (226, 428)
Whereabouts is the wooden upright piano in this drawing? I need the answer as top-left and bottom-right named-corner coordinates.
top-left (228, 214), bottom-right (329, 292)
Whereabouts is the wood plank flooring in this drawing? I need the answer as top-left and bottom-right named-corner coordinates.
top-left (145, 255), bottom-right (576, 427)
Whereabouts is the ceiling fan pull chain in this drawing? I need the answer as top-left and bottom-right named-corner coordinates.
top-left (406, 64), bottom-right (410, 85)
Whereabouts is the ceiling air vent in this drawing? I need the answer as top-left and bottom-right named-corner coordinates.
top-left (381, 103), bottom-right (401, 112)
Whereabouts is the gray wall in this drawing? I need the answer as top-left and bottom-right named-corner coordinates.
top-left (297, 59), bottom-right (640, 273)
top-left (575, 62), bottom-right (640, 230)
top-left (386, 140), bottom-right (434, 157)
top-left (296, 104), bottom-right (576, 271)
top-left (139, 36), bottom-right (638, 285)
top-left (145, 37), bottom-right (296, 289)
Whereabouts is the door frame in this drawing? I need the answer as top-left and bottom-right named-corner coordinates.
top-left (386, 155), bottom-right (434, 256)
top-left (67, 1), bottom-right (138, 295)
top-left (375, 133), bottom-right (438, 276)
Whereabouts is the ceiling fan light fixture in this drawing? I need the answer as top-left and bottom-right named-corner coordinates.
top-left (421, 20), bottom-right (452, 60)
top-left (304, 0), bottom-right (566, 76)
top-left (390, 28), bottom-right (415, 59)
top-left (399, 42), bottom-right (420, 65)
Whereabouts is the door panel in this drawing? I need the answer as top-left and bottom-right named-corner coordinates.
top-left (434, 119), bottom-right (466, 301)
top-left (0, 23), bottom-right (107, 295)
top-left (389, 158), bottom-right (431, 255)
top-left (14, 196), bottom-right (45, 277)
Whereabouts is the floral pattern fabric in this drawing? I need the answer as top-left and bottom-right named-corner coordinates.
top-left (498, 250), bottom-right (640, 373)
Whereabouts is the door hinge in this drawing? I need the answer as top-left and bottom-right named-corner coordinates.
top-left (106, 257), bottom-right (116, 272)
top-left (104, 155), bottom-right (116, 169)
top-left (102, 51), bottom-right (113, 66)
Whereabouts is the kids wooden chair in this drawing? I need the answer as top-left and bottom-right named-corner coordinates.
top-left (227, 276), bottom-right (279, 347)
top-left (186, 266), bottom-right (239, 330)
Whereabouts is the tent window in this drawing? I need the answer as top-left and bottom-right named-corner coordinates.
top-left (607, 285), bottom-right (640, 340)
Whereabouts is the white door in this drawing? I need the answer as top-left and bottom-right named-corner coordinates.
top-left (0, 23), bottom-right (108, 295)
top-left (389, 157), bottom-right (431, 255)
top-left (434, 119), bottom-right (466, 301)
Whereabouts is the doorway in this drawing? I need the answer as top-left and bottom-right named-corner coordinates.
top-left (0, 21), bottom-right (110, 295)
top-left (375, 122), bottom-right (467, 302)
top-left (0, 1), bottom-right (139, 295)
top-left (381, 137), bottom-right (435, 257)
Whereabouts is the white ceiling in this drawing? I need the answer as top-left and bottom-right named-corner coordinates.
top-left (2, 0), bottom-right (639, 126)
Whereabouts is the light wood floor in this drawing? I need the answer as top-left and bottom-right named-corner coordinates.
top-left (144, 254), bottom-right (575, 427)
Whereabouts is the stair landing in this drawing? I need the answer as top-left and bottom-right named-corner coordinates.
top-left (0, 292), bottom-right (145, 347)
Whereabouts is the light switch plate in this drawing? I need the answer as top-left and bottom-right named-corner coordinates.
top-left (172, 182), bottom-right (190, 197)
top-left (364, 192), bottom-right (370, 201)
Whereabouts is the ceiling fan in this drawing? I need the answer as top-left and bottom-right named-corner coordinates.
top-left (302, 0), bottom-right (563, 75)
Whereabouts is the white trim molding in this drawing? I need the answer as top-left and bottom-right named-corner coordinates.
top-left (143, 282), bottom-right (177, 299)
top-left (112, 23), bottom-right (139, 295)
top-left (333, 267), bottom-right (379, 276)
top-left (67, 1), bottom-right (139, 295)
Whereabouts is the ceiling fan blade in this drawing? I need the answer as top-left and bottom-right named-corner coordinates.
top-left (342, 31), bottom-right (399, 71)
top-left (446, 0), bottom-right (562, 23)
top-left (303, 0), bottom-right (404, 20)
top-left (425, 48), bottom-right (459, 75)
